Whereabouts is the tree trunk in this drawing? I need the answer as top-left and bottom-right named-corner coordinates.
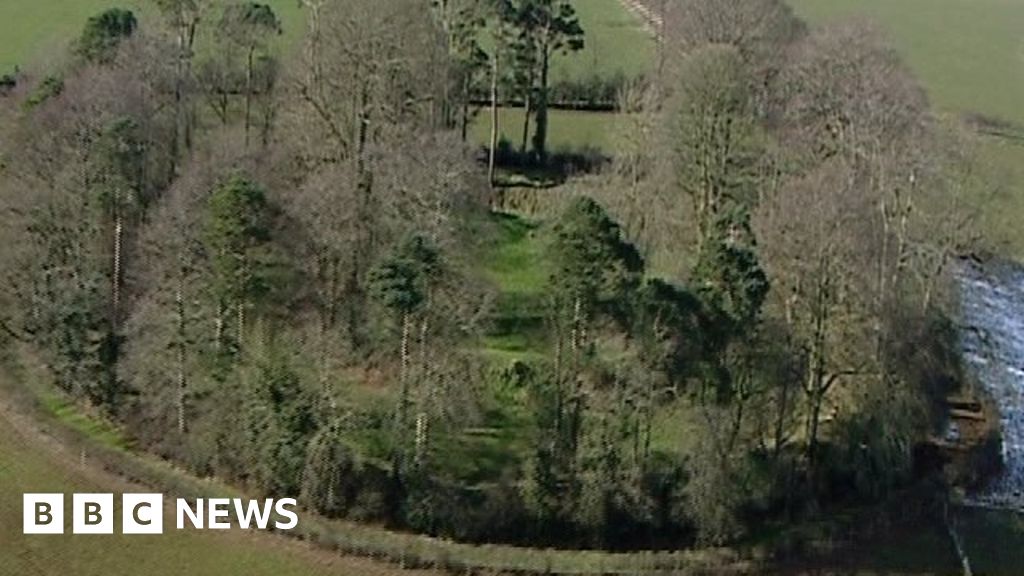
top-left (570, 296), bottom-right (583, 359)
top-left (488, 50), bottom-right (499, 188)
top-left (176, 277), bottom-right (187, 434)
top-left (172, 29), bottom-right (184, 174)
top-left (245, 46), bottom-right (254, 147)
top-left (520, 86), bottom-right (532, 155)
top-left (112, 210), bottom-right (122, 328)
top-left (460, 73), bottom-right (470, 142)
top-left (397, 312), bottom-right (412, 444)
top-left (414, 316), bottom-right (430, 465)
top-left (414, 412), bottom-right (428, 465)
top-left (773, 369), bottom-right (791, 460)
top-left (214, 300), bottom-right (224, 352)
top-left (185, 20), bottom-right (197, 151)
top-left (236, 300), bottom-right (245, 350)
top-left (534, 47), bottom-right (550, 163)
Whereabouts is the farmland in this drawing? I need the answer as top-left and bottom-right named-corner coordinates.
top-left (0, 1), bottom-right (306, 74)
top-left (0, 391), bottom-right (439, 576)
top-left (788, 0), bottom-right (1024, 127)
top-left (0, 0), bottom-right (651, 79)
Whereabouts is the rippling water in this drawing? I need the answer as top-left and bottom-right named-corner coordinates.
top-left (958, 261), bottom-right (1024, 507)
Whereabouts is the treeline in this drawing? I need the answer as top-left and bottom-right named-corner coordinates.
top-left (0, 0), bottom-right (983, 556)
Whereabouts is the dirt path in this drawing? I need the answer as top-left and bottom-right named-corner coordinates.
top-left (619, 0), bottom-right (663, 39)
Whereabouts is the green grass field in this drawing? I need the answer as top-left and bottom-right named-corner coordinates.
top-left (0, 405), bottom-right (441, 576)
top-left (468, 106), bottom-right (622, 153)
top-left (0, 0), bottom-right (305, 74)
top-left (0, 0), bottom-right (652, 79)
top-left (550, 0), bottom-right (654, 81)
top-left (789, 0), bottom-right (1024, 126)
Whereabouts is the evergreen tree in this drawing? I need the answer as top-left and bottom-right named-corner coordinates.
top-left (205, 176), bottom-right (271, 356)
top-left (220, 2), bottom-right (281, 146)
top-left (77, 8), bottom-right (137, 64)
top-left (509, 0), bottom-right (584, 162)
top-left (371, 235), bottom-right (443, 468)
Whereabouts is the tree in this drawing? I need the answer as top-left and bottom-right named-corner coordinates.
top-left (91, 117), bottom-right (145, 327)
top-left (664, 0), bottom-right (801, 65)
top-left (122, 162), bottom-right (210, 439)
top-left (757, 21), bottom-right (942, 475)
top-left (511, 0), bottom-right (584, 162)
top-left (550, 197), bottom-right (644, 359)
top-left (152, 0), bottom-right (202, 166)
top-left (205, 176), bottom-right (271, 355)
top-left (527, 199), bottom-right (644, 534)
top-left (196, 38), bottom-right (243, 126)
top-left (673, 45), bottom-right (760, 254)
top-left (692, 207), bottom-right (769, 335)
top-left (371, 235), bottom-right (442, 468)
top-left (241, 345), bottom-right (315, 495)
top-left (282, 0), bottom-right (448, 347)
top-left (431, 0), bottom-right (488, 139)
top-left (301, 422), bottom-right (364, 516)
top-left (485, 0), bottom-right (516, 185)
top-left (221, 2), bottom-right (281, 146)
top-left (77, 8), bottom-right (138, 64)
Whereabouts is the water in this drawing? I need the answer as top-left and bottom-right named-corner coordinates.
top-left (958, 260), bottom-right (1024, 507)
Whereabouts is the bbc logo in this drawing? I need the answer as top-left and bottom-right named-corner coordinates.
top-left (24, 493), bottom-right (163, 535)
top-left (24, 493), bottom-right (298, 534)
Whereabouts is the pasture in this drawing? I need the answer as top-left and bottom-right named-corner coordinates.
top-left (468, 106), bottom-right (622, 153)
top-left (0, 400), bottom-right (437, 576)
top-left (789, 0), bottom-right (1024, 127)
top-left (0, 0), bottom-right (652, 80)
top-left (550, 0), bottom-right (654, 81)
top-left (0, 0), bottom-right (305, 74)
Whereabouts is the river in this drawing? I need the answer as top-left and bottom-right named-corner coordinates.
top-left (958, 260), bottom-right (1024, 507)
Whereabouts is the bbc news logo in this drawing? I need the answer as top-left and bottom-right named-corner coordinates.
top-left (23, 493), bottom-right (298, 534)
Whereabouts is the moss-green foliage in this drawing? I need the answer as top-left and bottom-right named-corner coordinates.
top-left (23, 74), bottom-right (64, 109)
top-left (39, 391), bottom-right (131, 451)
top-left (205, 176), bottom-right (272, 352)
top-left (549, 196), bottom-right (643, 322)
top-left (691, 209), bottom-right (769, 331)
top-left (241, 349), bottom-right (315, 495)
top-left (76, 7), bottom-right (137, 63)
top-left (371, 235), bottom-right (442, 318)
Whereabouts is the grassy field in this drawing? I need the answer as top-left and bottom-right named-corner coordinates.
top-left (468, 106), bottom-right (622, 154)
top-left (550, 0), bottom-right (654, 81)
top-left (0, 0), bottom-right (652, 79)
top-left (0, 402), bottom-right (441, 576)
top-left (788, 0), bottom-right (1024, 126)
top-left (0, 0), bottom-right (305, 74)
